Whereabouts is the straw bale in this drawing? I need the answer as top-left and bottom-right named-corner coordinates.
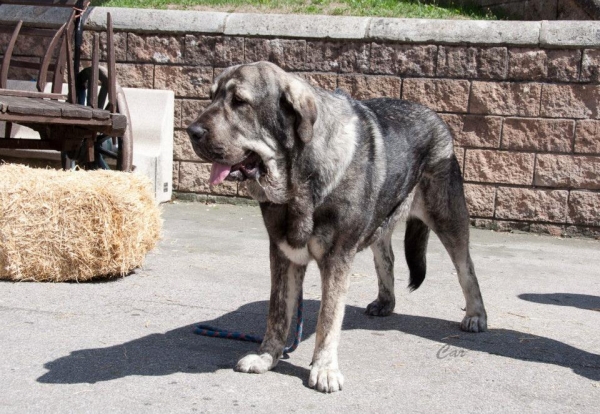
top-left (0, 164), bottom-right (161, 282)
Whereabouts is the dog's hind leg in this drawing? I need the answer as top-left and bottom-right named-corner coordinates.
top-left (410, 157), bottom-right (487, 333)
top-left (366, 232), bottom-right (396, 316)
top-left (236, 240), bottom-right (306, 374)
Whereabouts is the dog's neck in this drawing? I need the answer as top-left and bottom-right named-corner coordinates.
top-left (303, 91), bottom-right (359, 203)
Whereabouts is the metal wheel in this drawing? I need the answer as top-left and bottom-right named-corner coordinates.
top-left (62, 66), bottom-right (133, 171)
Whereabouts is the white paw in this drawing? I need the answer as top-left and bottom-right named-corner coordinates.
top-left (235, 353), bottom-right (274, 374)
top-left (308, 367), bottom-right (344, 393)
top-left (461, 314), bottom-right (487, 333)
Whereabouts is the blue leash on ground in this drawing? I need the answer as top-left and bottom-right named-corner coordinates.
top-left (195, 291), bottom-right (304, 355)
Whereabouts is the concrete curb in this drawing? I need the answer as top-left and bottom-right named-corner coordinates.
top-left (0, 5), bottom-right (599, 47)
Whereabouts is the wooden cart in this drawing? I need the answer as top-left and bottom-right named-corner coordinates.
top-left (0, 0), bottom-right (132, 171)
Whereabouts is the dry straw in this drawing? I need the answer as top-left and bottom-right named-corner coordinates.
top-left (0, 164), bottom-right (162, 282)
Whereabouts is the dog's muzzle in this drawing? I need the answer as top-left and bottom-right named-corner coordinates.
top-left (187, 123), bottom-right (208, 144)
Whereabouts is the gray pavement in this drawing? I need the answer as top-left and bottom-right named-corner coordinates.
top-left (1, 202), bottom-right (599, 413)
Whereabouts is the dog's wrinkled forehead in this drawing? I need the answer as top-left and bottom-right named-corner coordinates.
top-left (210, 62), bottom-right (285, 100)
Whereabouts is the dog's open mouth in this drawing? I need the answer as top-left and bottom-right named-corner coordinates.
top-left (209, 152), bottom-right (265, 185)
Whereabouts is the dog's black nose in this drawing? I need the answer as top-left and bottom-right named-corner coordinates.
top-left (187, 124), bottom-right (208, 143)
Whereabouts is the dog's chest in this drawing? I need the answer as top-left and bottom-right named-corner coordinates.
top-left (277, 237), bottom-right (325, 265)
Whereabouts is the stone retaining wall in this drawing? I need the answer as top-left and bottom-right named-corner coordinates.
top-left (1, 6), bottom-right (599, 237)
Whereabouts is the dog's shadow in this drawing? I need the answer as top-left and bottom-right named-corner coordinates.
top-left (518, 293), bottom-right (600, 311)
top-left (37, 300), bottom-right (600, 385)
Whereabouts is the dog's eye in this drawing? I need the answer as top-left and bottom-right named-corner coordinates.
top-left (232, 94), bottom-right (246, 106)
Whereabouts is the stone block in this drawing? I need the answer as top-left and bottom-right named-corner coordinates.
top-left (116, 64), bottom-right (154, 89)
top-left (172, 161), bottom-right (179, 191)
top-left (403, 78), bottom-right (470, 112)
top-left (338, 75), bottom-right (401, 100)
top-left (214, 37), bottom-right (244, 67)
top-left (184, 35), bottom-right (216, 66)
top-left (464, 183), bottom-right (496, 217)
top-left (180, 99), bottom-right (210, 129)
top-left (470, 82), bottom-right (541, 116)
top-left (534, 155), bottom-right (600, 189)
top-left (174, 99), bottom-right (182, 129)
top-left (369, 18), bottom-right (540, 46)
top-left (464, 150), bottom-right (535, 185)
top-left (575, 120), bottom-right (600, 154)
top-left (154, 66), bottom-right (213, 98)
top-left (495, 187), bottom-right (568, 223)
top-left (306, 41), bottom-right (369, 73)
top-left (370, 43), bottom-right (437, 77)
top-left (501, 118), bottom-right (574, 152)
top-left (581, 49), bottom-right (600, 83)
top-left (508, 48), bottom-right (547, 81)
top-left (441, 114), bottom-right (502, 148)
top-left (540, 20), bottom-right (600, 48)
top-left (540, 84), bottom-right (600, 119)
top-left (225, 13), bottom-right (369, 39)
top-left (437, 46), bottom-right (507, 80)
top-left (244, 38), bottom-right (306, 71)
top-left (127, 33), bottom-right (183, 64)
top-left (81, 31), bottom-right (127, 62)
top-left (568, 191), bottom-right (600, 226)
top-left (547, 49), bottom-right (581, 83)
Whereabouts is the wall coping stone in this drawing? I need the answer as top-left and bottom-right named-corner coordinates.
top-left (0, 5), bottom-right (599, 48)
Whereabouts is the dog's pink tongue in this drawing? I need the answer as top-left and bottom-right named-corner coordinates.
top-left (210, 163), bottom-right (231, 185)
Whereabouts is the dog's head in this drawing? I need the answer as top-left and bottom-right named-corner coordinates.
top-left (187, 62), bottom-right (318, 203)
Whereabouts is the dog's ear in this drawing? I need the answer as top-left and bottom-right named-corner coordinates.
top-left (282, 80), bottom-right (317, 144)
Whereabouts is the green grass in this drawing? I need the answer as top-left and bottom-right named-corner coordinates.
top-left (92, 0), bottom-right (497, 20)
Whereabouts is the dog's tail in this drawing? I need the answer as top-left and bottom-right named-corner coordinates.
top-left (405, 217), bottom-right (430, 291)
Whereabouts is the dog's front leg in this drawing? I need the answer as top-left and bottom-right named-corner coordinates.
top-left (309, 251), bottom-right (354, 393)
top-left (236, 240), bottom-right (306, 374)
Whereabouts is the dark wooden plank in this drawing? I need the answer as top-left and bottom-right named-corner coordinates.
top-left (0, 89), bottom-right (66, 100)
top-left (111, 113), bottom-right (127, 132)
top-left (106, 13), bottom-right (116, 114)
top-left (0, 138), bottom-right (58, 150)
top-left (90, 32), bottom-right (99, 109)
top-left (65, 20), bottom-right (76, 104)
top-left (0, 95), bottom-right (111, 120)
top-left (61, 105), bottom-right (93, 118)
top-left (0, 112), bottom-right (126, 135)
top-left (0, 95), bottom-right (61, 116)
top-left (39, 98), bottom-right (93, 119)
top-left (4, 122), bottom-right (13, 139)
top-left (37, 22), bottom-right (66, 93)
top-left (91, 109), bottom-right (110, 120)
top-left (0, 21), bottom-right (23, 89)
top-left (52, 33), bottom-right (67, 94)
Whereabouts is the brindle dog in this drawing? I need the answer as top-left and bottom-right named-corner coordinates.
top-left (187, 61), bottom-right (487, 393)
